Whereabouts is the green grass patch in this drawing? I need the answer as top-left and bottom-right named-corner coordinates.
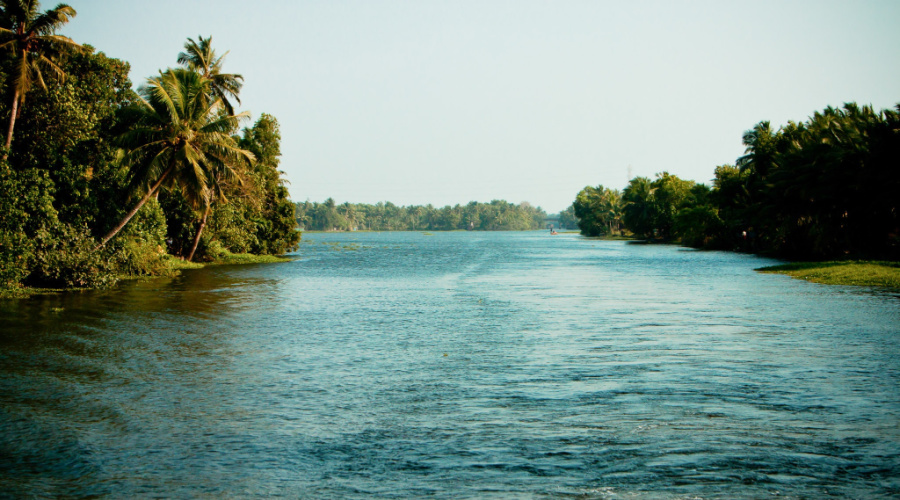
top-left (757, 260), bottom-right (900, 289)
top-left (205, 252), bottom-right (294, 265)
top-left (581, 234), bottom-right (637, 241)
top-left (166, 258), bottom-right (205, 270)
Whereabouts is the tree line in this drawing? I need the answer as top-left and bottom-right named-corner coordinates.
top-left (295, 199), bottom-right (547, 231)
top-left (572, 102), bottom-right (900, 260)
top-left (0, 1), bottom-right (298, 290)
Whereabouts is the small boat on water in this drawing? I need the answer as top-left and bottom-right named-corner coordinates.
top-left (550, 231), bottom-right (558, 235)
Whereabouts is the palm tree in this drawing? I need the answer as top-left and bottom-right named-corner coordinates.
top-left (177, 35), bottom-right (243, 115)
top-left (185, 165), bottom-right (240, 261)
top-left (600, 188), bottom-right (622, 235)
top-left (0, 0), bottom-right (85, 155)
top-left (736, 121), bottom-right (779, 178)
top-left (573, 185), bottom-right (617, 236)
top-left (622, 176), bottom-right (655, 239)
top-left (95, 69), bottom-right (254, 255)
top-left (340, 202), bottom-right (358, 230)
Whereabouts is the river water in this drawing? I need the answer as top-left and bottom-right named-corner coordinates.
top-left (1, 231), bottom-right (898, 498)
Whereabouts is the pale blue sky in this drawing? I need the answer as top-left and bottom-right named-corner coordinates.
top-left (63, 1), bottom-right (899, 213)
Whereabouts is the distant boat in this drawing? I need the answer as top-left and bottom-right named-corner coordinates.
top-left (550, 231), bottom-right (558, 235)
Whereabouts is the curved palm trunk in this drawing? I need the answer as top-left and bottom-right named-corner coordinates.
top-left (186, 205), bottom-right (211, 262)
top-left (94, 164), bottom-right (175, 250)
top-left (3, 90), bottom-right (20, 159)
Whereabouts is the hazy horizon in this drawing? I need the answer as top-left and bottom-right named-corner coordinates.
top-left (63, 0), bottom-right (900, 213)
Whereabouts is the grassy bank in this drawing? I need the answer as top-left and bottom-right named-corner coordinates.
top-left (198, 251), bottom-right (294, 266)
top-left (0, 251), bottom-right (294, 299)
top-left (757, 261), bottom-right (900, 290)
top-left (583, 234), bottom-right (636, 240)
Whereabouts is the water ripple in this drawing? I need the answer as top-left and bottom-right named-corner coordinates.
top-left (1, 232), bottom-right (898, 498)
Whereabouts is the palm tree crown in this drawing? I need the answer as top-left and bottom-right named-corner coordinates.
top-left (0, 0), bottom-right (85, 153)
top-left (96, 68), bottom-right (254, 250)
top-left (177, 35), bottom-right (243, 115)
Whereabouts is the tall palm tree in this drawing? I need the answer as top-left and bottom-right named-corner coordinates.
top-left (736, 121), bottom-right (780, 178)
top-left (185, 167), bottom-right (235, 261)
top-left (600, 188), bottom-right (622, 235)
top-left (177, 35), bottom-right (243, 115)
top-left (0, 0), bottom-right (85, 155)
top-left (95, 69), bottom-right (254, 254)
top-left (622, 176), bottom-right (655, 239)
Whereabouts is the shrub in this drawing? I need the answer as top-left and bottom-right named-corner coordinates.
top-left (27, 223), bottom-right (118, 288)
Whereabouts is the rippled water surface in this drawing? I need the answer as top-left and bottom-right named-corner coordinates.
top-left (2, 231), bottom-right (899, 498)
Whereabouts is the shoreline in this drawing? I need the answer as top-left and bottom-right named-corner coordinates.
top-left (756, 261), bottom-right (900, 290)
top-left (0, 252), bottom-right (295, 299)
top-left (7, 240), bottom-right (898, 299)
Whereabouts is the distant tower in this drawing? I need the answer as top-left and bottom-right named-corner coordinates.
top-left (627, 164), bottom-right (633, 182)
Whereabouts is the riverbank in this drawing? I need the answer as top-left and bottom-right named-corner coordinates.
top-left (756, 260), bottom-right (900, 290)
top-left (0, 251), bottom-right (294, 299)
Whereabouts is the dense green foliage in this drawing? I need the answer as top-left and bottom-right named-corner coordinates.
top-left (0, 2), bottom-right (298, 291)
top-left (0, 0), bottom-right (86, 153)
top-left (295, 199), bottom-right (547, 231)
top-left (97, 67), bottom-right (256, 261)
top-left (208, 113), bottom-right (300, 255)
top-left (572, 185), bottom-right (621, 237)
top-left (574, 103), bottom-right (900, 260)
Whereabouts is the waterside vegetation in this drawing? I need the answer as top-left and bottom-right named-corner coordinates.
top-left (757, 261), bottom-right (900, 290)
top-left (571, 102), bottom-right (900, 288)
top-left (295, 199), bottom-right (547, 232)
top-left (0, 1), bottom-right (298, 295)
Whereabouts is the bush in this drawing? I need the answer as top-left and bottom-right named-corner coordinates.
top-left (0, 165), bottom-right (57, 288)
top-left (0, 230), bottom-right (30, 287)
top-left (675, 205), bottom-right (725, 248)
top-left (202, 239), bottom-right (229, 261)
top-left (112, 238), bottom-right (173, 277)
top-left (27, 223), bottom-right (118, 288)
top-left (101, 198), bottom-right (177, 277)
top-left (209, 203), bottom-right (258, 254)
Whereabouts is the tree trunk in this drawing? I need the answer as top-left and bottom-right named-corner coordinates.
top-left (3, 90), bottom-right (20, 159)
top-left (93, 165), bottom-right (174, 250)
top-left (186, 204), bottom-right (211, 262)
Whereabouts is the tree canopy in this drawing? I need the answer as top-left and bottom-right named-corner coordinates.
top-left (0, 0), bottom-right (85, 154)
top-left (295, 199), bottom-right (547, 232)
top-left (0, 13), bottom-right (300, 290)
top-left (572, 102), bottom-right (900, 260)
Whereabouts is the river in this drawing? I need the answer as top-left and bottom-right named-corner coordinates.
top-left (1, 231), bottom-right (898, 498)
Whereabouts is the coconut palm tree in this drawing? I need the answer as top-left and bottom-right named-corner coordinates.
top-left (600, 188), bottom-right (622, 235)
top-left (622, 176), bottom-right (655, 239)
top-left (177, 35), bottom-right (243, 115)
top-left (185, 167), bottom-right (236, 261)
top-left (95, 68), bottom-right (254, 254)
top-left (0, 0), bottom-right (85, 155)
top-left (736, 121), bottom-right (780, 178)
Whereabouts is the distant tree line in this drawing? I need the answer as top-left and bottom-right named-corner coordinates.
top-left (572, 103), bottom-right (900, 260)
top-left (0, 1), bottom-right (298, 290)
top-left (557, 205), bottom-right (578, 230)
top-left (296, 199), bottom-right (547, 231)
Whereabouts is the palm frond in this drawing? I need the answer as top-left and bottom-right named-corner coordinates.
top-left (30, 4), bottom-right (77, 36)
top-left (34, 52), bottom-right (64, 82)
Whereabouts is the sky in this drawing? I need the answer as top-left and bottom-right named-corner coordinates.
top-left (61, 0), bottom-right (900, 214)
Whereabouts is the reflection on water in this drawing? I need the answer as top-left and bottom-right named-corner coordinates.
top-left (1, 232), bottom-right (898, 498)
